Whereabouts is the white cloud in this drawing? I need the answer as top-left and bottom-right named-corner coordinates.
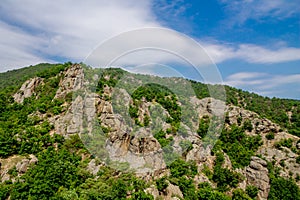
top-left (85, 27), bottom-right (225, 85)
top-left (224, 72), bottom-right (300, 98)
top-left (203, 42), bottom-right (300, 64)
top-left (152, 0), bottom-right (187, 17)
top-left (0, 21), bottom-right (48, 72)
top-left (0, 0), bottom-right (159, 71)
top-left (237, 45), bottom-right (300, 63)
top-left (220, 0), bottom-right (300, 25)
top-left (0, 0), bottom-right (299, 73)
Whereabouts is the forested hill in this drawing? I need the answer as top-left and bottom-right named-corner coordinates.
top-left (1, 62), bottom-right (299, 137)
top-left (0, 63), bottom-right (73, 91)
top-left (0, 63), bottom-right (299, 200)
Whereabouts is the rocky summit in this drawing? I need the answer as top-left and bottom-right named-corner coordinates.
top-left (0, 63), bottom-right (300, 200)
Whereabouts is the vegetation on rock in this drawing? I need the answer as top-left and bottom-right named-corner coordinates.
top-left (0, 63), bottom-right (299, 199)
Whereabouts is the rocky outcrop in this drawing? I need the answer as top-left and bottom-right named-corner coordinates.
top-left (145, 182), bottom-right (183, 200)
top-left (258, 132), bottom-right (300, 181)
top-left (16, 159), bottom-right (30, 174)
top-left (145, 185), bottom-right (159, 199)
top-left (165, 182), bottom-right (184, 200)
top-left (186, 144), bottom-right (212, 163)
top-left (190, 97), bottom-right (226, 118)
top-left (13, 77), bottom-right (43, 103)
top-left (95, 87), bottom-right (166, 174)
top-left (54, 64), bottom-right (84, 99)
top-left (50, 64), bottom-right (95, 136)
top-left (106, 128), bottom-right (166, 174)
top-left (86, 159), bottom-right (103, 176)
top-left (51, 66), bottom-right (166, 174)
top-left (15, 154), bottom-right (38, 174)
top-left (226, 106), bottom-right (280, 134)
top-left (0, 155), bottom-right (38, 183)
top-left (137, 97), bottom-right (151, 124)
top-left (241, 156), bottom-right (270, 200)
top-left (18, 64), bottom-right (298, 198)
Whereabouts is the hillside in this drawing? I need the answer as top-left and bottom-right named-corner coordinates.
top-left (0, 63), bottom-right (300, 200)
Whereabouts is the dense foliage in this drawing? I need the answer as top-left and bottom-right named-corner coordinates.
top-left (268, 177), bottom-right (300, 200)
top-left (0, 63), bottom-right (71, 158)
top-left (212, 153), bottom-right (243, 192)
top-left (1, 145), bottom-right (152, 199)
top-left (96, 68), bottom-right (125, 94)
top-left (0, 63), bottom-right (71, 92)
top-left (10, 147), bottom-right (82, 199)
top-left (214, 124), bottom-right (263, 169)
top-left (265, 160), bottom-right (300, 200)
top-left (131, 83), bottom-right (181, 129)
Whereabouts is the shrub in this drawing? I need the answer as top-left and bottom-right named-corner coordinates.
top-left (232, 188), bottom-right (252, 200)
top-left (243, 120), bottom-right (253, 132)
top-left (275, 138), bottom-right (293, 149)
top-left (197, 115), bottom-right (210, 138)
top-left (154, 130), bottom-right (173, 148)
top-left (268, 177), bottom-right (300, 200)
top-left (296, 156), bottom-right (300, 164)
top-left (169, 159), bottom-right (197, 178)
top-left (246, 185), bottom-right (259, 199)
top-left (219, 125), bottom-right (263, 168)
top-left (266, 132), bottom-right (275, 140)
top-left (156, 177), bottom-right (168, 192)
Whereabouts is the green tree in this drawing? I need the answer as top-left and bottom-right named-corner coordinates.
top-left (268, 177), bottom-right (300, 200)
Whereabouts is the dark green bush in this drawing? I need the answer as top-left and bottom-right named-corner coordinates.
top-left (246, 185), bottom-right (259, 199)
top-left (155, 177), bottom-right (168, 192)
top-left (266, 132), bottom-right (275, 140)
top-left (219, 125), bottom-right (263, 168)
top-left (275, 138), bottom-right (293, 149)
top-left (268, 177), bottom-right (300, 200)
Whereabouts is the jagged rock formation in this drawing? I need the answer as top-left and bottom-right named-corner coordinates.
top-left (15, 155), bottom-right (38, 174)
top-left (52, 65), bottom-right (299, 189)
top-left (238, 156), bottom-right (270, 200)
top-left (13, 77), bottom-right (43, 103)
top-left (191, 96), bottom-right (226, 118)
top-left (145, 182), bottom-right (183, 200)
top-left (7, 64), bottom-right (300, 199)
top-left (86, 159), bottom-right (102, 176)
top-left (0, 155), bottom-right (38, 183)
top-left (54, 63), bottom-right (84, 99)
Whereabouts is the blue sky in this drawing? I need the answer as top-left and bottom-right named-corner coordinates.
top-left (0, 0), bottom-right (299, 99)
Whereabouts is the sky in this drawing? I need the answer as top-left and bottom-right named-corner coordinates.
top-left (0, 0), bottom-right (299, 99)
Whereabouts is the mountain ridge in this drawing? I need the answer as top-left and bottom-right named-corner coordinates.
top-left (0, 63), bottom-right (299, 200)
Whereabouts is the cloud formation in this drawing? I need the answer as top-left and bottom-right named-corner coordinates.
top-left (204, 42), bottom-right (300, 64)
top-left (220, 0), bottom-right (300, 25)
top-left (225, 72), bottom-right (300, 98)
top-left (0, 0), bottom-right (158, 71)
top-left (0, 0), bottom-right (299, 73)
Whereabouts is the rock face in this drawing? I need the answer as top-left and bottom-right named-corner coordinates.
top-left (242, 157), bottom-right (270, 200)
top-left (191, 96), bottom-right (226, 118)
top-left (165, 182), bottom-right (184, 200)
top-left (100, 91), bottom-right (166, 174)
top-left (86, 159), bottom-right (102, 176)
top-left (50, 64), bottom-right (89, 136)
top-left (13, 77), bottom-right (43, 103)
top-left (145, 182), bottom-right (183, 200)
top-left (50, 65), bottom-right (166, 175)
top-left (54, 64), bottom-right (84, 99)
top-left (0, 155), bottom-right (38, 183)
top-left (226, 106), bottom-right (281, 134)
top-left (16, 159), bottom-right (30, 174)
top-left (15, 155), bottom-right (38, 174)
